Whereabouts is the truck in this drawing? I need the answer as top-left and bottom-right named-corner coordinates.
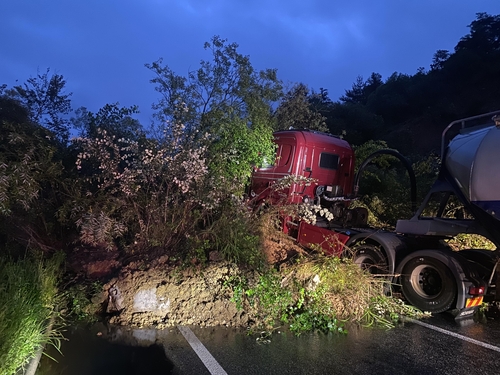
top-left (249, 111), bottom-right (500, 319)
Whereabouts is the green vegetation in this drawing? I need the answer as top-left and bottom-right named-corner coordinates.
top-left (1, 13), bottom-right (499, 259)
top-left (200, 200), bottom-right (266, 268)
top-left (228, 255), bottom-right (427, 336)
top-left (0, 253), bottom-right (64, 375)
top-left (447, 234), bottom-right (496, 251)
top-left (0, 13), bottom-right (499, 361)
top-left (62, 281), bottom-right (103, 322)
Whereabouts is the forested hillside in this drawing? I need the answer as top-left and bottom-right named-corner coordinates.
top-left (1, 13), bottom-right (499, 256)
top-left (310, 12), bottom-right (500, 155)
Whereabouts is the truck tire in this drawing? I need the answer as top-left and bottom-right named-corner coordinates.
top-left (352, 244), bottom-right (388, 275)
top-left (401, 256), bottom-right (457, 313)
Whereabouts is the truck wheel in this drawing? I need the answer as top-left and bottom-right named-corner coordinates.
top-left (352, 244), bottom-right (388, 275)
top-left (401, 257), bottom-right (457, 313)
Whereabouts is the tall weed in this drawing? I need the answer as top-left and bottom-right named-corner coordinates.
top-left (234, 255), bottom-right (428, 336)
top-left (0, 252), bottom-right (63, 375)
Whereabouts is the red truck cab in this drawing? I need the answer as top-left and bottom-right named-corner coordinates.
top-left (249, 130), bottom-right (355, 206)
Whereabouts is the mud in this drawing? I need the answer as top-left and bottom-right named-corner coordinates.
top-left (68, 233), bottom-right (306, 329)
top-left (90, 259), bottom-right (259, 329)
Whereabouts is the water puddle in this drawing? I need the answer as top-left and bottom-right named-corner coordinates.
top-left (37, 323), bottom-right (175, 375)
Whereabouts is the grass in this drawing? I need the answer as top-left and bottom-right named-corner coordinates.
top-left (230, 254), bottom-right (428, 336)
top-left (0, 252), bottom-right (64, 375)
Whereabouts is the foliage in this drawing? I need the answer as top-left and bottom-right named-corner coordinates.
top-left (0, 99), bottom-right (63, 214)
top-left (71, 114), bottom-right (209, 251)
top-left (2, 68), bottom-right (72, 144)
top-left (353, 140), bottom-right (393, 171)
top-left (207, 115), bottom-right (276, 193)
top-left (71, 103), bottom-right (143, 141)
top-left (447, 233), bottom-right (496, 251)
top-left (200, 198), bottom-right (265, 269)
top-left (326, 102), bottom-right (385, 145)
top-left (74, 211), bottom-right (127, 251)
top-left (230, 255), bottom-right (427, 336)
top-left (352, 141), bottom-right (416, 225)
top-left (430, 50), bottom-right (451, 71)
top-left (146, 35), bottom-right (281, 192)
top-left (364, 295), bottom-right (427, 328)
top-left (66, 37), bottom-right (285, 256)
top-left (147, 36), bottom-right (282, 127)
top-left (71, 103), bottom-right (268, 267)
top-left (62, 281), bottom-right (102, 322)
top-left (455, 13), bottom-right (500, 53)
top-left (274, 83), bottom-right (328, 132)
top-left (0, 96), bottom-right (69, 253)
top-left (340, 73), bottom-right (383, 106)
top-left (0, 252), bottom-right (64, 375)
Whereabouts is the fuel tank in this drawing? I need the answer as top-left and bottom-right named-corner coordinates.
top-left (445, 125), bottom-right (500, 220)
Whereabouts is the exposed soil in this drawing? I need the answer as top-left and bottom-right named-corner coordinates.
top-left (64, 234), bottom-right (500, 329)
top-left (65, 234), bottom-right (305, 329)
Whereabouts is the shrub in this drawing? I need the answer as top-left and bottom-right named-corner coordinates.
top-left (233, 255), bottom-right (427, 336)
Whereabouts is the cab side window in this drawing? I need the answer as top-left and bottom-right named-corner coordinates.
top-left (319, 153), bottom-right (339, 170)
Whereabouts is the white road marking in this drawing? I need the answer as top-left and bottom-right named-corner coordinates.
top-left (177, 326), bottom-right (228, 375)
top-left (405, 318), bottom-right (500, 353)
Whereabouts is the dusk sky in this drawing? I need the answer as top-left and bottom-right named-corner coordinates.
top-left (2, 1), bottom-right (500, 126)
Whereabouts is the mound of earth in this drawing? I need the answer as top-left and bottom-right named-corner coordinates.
top-left (66, 233), bottom-right (307, 329)
top-left (96, 260), bottom-right (259, 328)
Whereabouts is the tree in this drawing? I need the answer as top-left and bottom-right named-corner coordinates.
top-left (146, 36), bottom-right (282, 130)
top-left (327, 102), bottom-right (384, 145)
top-left (340, 76), bottom-right (365, 104)
top-left (146, 36), bottom-right (283, 189)
top-left (274, 83), bottom-right (328, 132)
top-left (340, 73), bottom-right (383, 105)
top-left (4, 69), bottom-right (72, 143)
top-left (0, 96), bottom-right (67, 252)
top-left (455, 13), bottom-right (500, 54)
top-left (366, 72), bottom-right (414, 124)
top-left (71, 103), bottom-right (143, 141)
top-left (364, 72), bottom-right (383, 98)
top-left (430, 50), bottom-right (450, 71)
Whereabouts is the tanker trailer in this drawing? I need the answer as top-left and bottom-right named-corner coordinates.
top-left (395, 111), bottom-right (500, 317)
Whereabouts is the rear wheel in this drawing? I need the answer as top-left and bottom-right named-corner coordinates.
top-left (352, 244), bottom-right (388, 275)
top-left (401, 256), bottom-right (457, 313)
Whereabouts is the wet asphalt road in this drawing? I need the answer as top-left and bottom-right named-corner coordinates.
top-left (38, 315), bottom-right (500, 375)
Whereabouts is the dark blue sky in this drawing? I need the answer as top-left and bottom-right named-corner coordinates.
top-left (2, 1), bottom-right (500, 126)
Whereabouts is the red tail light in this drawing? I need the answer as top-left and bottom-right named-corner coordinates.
top-left (469, 286), bottom-right (485, 295)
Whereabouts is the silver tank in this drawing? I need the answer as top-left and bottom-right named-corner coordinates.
top-left (445, 125), bottom-right (500, 220)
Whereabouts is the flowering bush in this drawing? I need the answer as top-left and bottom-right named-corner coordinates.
top-left (255, 174), bottom-right (337, 225)
top-left (72, 112), bottom-right (214, 251)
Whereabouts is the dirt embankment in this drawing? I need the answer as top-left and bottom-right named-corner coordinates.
top-left (66, 235), bottom-right (305, 328)
top-left (99, 260), bottom-right (258, 328)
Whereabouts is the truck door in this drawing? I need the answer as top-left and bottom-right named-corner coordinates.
top-left (250, 136), bottom-right (297, 204)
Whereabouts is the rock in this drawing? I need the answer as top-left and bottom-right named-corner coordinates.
top-left (107, 285), bottom-right (124, 313)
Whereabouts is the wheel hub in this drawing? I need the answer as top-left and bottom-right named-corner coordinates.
top-left (410, 264), bottom-right (443, 299)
